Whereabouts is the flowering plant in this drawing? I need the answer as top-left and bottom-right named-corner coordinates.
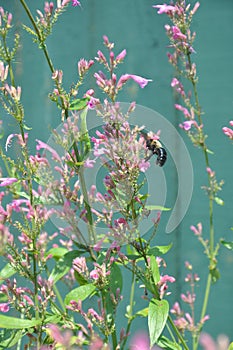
top-left (0, 1), bottom-right (232, 350)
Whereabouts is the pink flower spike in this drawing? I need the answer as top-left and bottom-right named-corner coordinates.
top-left (0, 177), bottom-right (18, 187)
top-left (72, 0), bottom-right (81, 6)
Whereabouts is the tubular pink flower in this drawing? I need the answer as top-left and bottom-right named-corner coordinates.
top-left (171, 77), bottom-right (180, 87)
top-left (222, 126), bottom-right (233, 139)
top-left (153, 4), bottom-right (176, 14)
top-left (0, 177), bottom-right (18, 187)
top-left (0, 61), bottom-right (9, 81)
top-left (175, 104), bottom-right (191, 118)
top-left (117, 74), bottom-right (152, 89)
top-left (116, 49), bottom-right (127, 63)
top-left (191, 2), bottom-right (200, 15)
top-left (90, 269), bottom-right (99, 280)
top-left (160, 274), bottom-right (176, 284)
top-left (172, 26), bottom-right (187, 41)
top-left (72, 0), bottom-right (81, 6)
top-left (36, 139), bottom-right (61, 162)
top-left (180, 120), bottom-right (195, 131)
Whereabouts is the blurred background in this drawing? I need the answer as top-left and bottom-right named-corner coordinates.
top-left (1, 0), bottom-right (233, 347)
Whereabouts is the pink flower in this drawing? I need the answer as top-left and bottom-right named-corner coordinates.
top-left (179, 120), bottom-right (195, 131)
top-left (153, 4), bottom-right (176, 14)
top-left (78, 58), bottom-right (94, 76)
top-left (116, 49), bottom-right (127, 63)
top-left (90, 269), bottom-right (99, 280)
top-left (172, 26), bottom-right (187, 41)
top-left (222, 121), bottom-right (233, 139)
top-left (0, 303), bottom-right (10, 312)
top-left (191, 2), bottom-right (200, 15)
top-left (130, 332), bottom-right (150, 350)
top-left (117, 74), bottom-right (152, 89)
top-left (160, 274), bottom-right (176, 284)
top-left (0, 177), bottom-right (18, 187)
top-left (190, 222), bottom-right (202, 236)
top-left (72, 0), bottom-right (81, 6)
top-left (175, 104), bottom-right (191, 118)
top-left (171, 77), bottom-right (180, 87)
top-left (36, 139), bottom-right (61, 162)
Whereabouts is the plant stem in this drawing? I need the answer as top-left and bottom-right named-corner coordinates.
top-left (121, 265), bottom-right (136, 350)
top-left (168, 315), bottom-right (189, 350)
top-left (19, 0), bottom-right (54, 73)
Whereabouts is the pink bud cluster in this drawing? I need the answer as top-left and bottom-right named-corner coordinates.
top-left (222, 120), bottom-right (233, 140)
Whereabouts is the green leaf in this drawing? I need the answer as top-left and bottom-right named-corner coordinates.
top-left (0, 329), bottom-right (24, 349)
top-left (149, 256), bottom-right (160, 284)
top-left (69, 98), bottom-right (89, 111)
top-left (135, 307), bottom-right (148, 317)
top-left (23, 123), bottom-right (32, 131)
top-left (228, 342), bottom-right (233, 350)
top-left (0, 264), bottom-right (16, 285)
top-left (157, 335), bottom-right (182, 350)
top-left (148, 243), bottom-right (173, 257)
top-left (64, 284), bottom-right (96, 305)
top-left (105, 263), bottom-right (123, 317)
top-left (214, 197), bottom-right (224, 206)
top-left (109, 262), bottom-right (123, 293)
top-left (145, 205), bottom-right (171, 211)
top-left (49, 250), bottom-right (83, 283)
top-left (220, 240), bottom-right (233, 250)
top-left (46, 247), bottom-right (68, 260)
top-left (0, 315), bottom-right (41, 329)
top-left (148, 299), bottom-right (169, 347)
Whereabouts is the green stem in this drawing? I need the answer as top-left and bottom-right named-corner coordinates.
top-left (186, 54), bottom-right (215, 349)
top-left (168, 315), bottom-right (189, 350)
top-left (79, 166), bottom-right (96, 245)
top-left (121, 265), bottom-right (136, 350)
top-left (19, 0), bottom-right (54, 73)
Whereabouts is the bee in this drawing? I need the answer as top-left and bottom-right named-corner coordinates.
top-left (141, 132), bottom-right (167, 167)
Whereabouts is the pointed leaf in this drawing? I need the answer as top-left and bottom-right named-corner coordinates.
top-left (0, 264), bottom-right (16, 285)
top-left (109, 263), bottom-right (123, 293)
top-left (64, 284), bottom-right (96, 305)
top-left (220, 240), bottom-right (233, 250)
top-left (135, 307), bottom-right (148, 317)
top-left (145, 205), bottom-right (171, 211)
top-left (148, 298), bottom-right (169, 347)
top-left (148, 243), bottom-right (173, 257)
top-left (0, 315), bottom-right (41, 329)
top-left (69, 98), bottom-right (89, 111)
top-left (49, 250), bottom-right (82, 283)
top-left (149, 256), bottom-right (160, 284)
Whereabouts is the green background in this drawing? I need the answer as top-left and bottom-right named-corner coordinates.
top-left (1, 0), bottom-right (233, 346)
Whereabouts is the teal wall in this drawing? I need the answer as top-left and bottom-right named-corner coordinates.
top-left (2, 0), bottom-right (233, 345)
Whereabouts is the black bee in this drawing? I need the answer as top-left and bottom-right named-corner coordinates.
top-left (141, 132), bottom-right (167, 167)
